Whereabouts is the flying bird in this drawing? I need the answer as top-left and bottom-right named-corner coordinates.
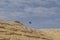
top-left (29, 21), bottom-right (32, 24)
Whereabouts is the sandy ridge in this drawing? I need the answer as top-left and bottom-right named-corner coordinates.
top-left (0, 20), bottom-right (59, 40)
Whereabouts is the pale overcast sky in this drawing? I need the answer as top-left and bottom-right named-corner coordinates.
top-left (0, 0), bottom-right (60, 28)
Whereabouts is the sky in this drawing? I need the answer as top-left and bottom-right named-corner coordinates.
top-left (0, 0), bottom-right (60, 28)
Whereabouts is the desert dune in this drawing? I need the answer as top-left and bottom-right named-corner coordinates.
top-left (0, 20), bottom-right (60, 40)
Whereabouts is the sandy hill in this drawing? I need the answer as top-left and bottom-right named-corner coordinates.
top-left (0, 20), bottom-right (60, 40)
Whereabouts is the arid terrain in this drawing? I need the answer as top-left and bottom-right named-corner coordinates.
top-left (0, 20), bottom-right (60, 40)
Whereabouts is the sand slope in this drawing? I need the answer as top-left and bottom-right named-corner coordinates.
top-left (0, 20), bottom-right (59, 40)
top-left (40, 29), bottom-right (60, 40)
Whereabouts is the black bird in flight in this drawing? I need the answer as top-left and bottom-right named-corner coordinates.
top-left (29, 21), bottom-right (32, 24)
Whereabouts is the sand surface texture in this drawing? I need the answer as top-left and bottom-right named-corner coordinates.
top-left (0, 20), bottom-right (59, 40)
